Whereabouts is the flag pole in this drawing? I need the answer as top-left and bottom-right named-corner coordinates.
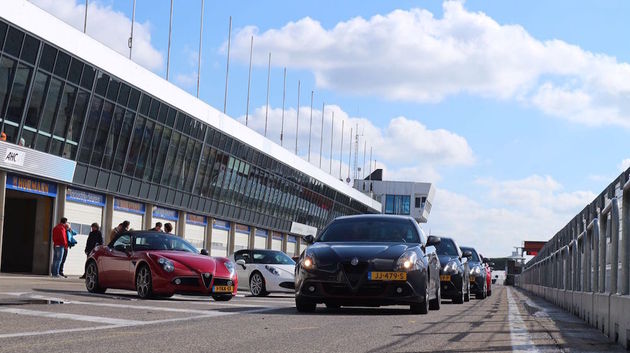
top-left (280, 67), bottom-right (286, 146)
top-left (308, 90), bottom-right (313, 162)
top-left (166, 0), bottom-right (173, 80)
top-left (339, 120), bottom-right (344, 180)
top-left (295, 80), bottom-right (300, 154)
top-left (196, 0), bottom-right (204, 98)
top-left (245, 35), bottom-right (253, 126)
top-left (223, 16), bottom-right (232, 114)
top-left (319, 102), bottom-right (324, 169)
top-left (264, 52), bottom-right (271, 137)
top-left (83, 0), bottom-right (88, 33)
top-left (128, 0), bottom-right (136, 59)
top-left (329, 111), bottom-right (334, 174)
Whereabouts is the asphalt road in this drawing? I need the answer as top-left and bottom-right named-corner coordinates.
top-left (0, 275), bottom-right (624, 353)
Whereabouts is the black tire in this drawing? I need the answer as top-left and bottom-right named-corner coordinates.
top-left (325, 303), bottom-right (340, 309)
top-left (464, 282), bottom-right (470, 302)
top-left (85, 261), bottom-right (106, 294)
top-left (453, 282), bottom-right (465, 304)
top-left (429, 283), bottom-right (440, 310)
top-left (487, 289), bottom-right (492, 297)
top-left (212, 295), bottom-right (233, 302)
top-left (249, 272), bottom-right (268, 297)
top-left (135, 264), bottom-right (153, 299)
top-left (411, 277), bottom-right (430, 314)
top-left (295, 297), bottom-right (316, 313)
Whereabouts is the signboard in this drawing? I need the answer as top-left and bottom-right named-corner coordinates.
top-left (114, 198), bottom-right (145, 214)
top-left (255, 229), bottom-right (268, 238)
top-left (234, 223), bottom-right (250, 234)
top-left (0, 141), bottom-right (75, 182)
top-left (186, 213), bottom-right (207, 226)
top-left (272, 232), bottom-right (283, 240)
top-left (66, 188), bottom-right (105, 206)
top-left (6, 174), bottom-right (57, 197)
top-left (290, 221), bottom-right (317, 236)
top-left (213, 219), bottom-right (230, 230)
top-left (152, 206), bottom-right (178, 221)
top-left (523, 241), bottom-right (546, 256)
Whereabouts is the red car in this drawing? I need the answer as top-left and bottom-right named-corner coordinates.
top-left (85, 231), bottom-right (237, 301)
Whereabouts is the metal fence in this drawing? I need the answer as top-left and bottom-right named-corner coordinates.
top-left (517, 167), bottom-right (630, 348)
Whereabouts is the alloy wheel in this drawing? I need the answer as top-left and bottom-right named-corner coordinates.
top-left (86, 263), bottom-right (97, 291)
top-left (250, 273), bottom-right (264, 296)
top-left (136, 266), bottom-right (152, 298)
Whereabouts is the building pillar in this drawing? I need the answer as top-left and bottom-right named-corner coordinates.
top-left (266, 231), bottom-right (272, 250)
top-left (282, 234), bottom-right (288, 253)
top-left (143, 203), bottom-right (153, 231)
top-left (177, 211), bottom-right (186, 238)
top-left (103, 195), bottom-right (113, 243)
top-left (56, 184), bottom-right (67, 221)
top-left (228, 222), bottom-right (236, 255)
top-left (249, 226), bottom-right (256, 249)
top-left (205, 217), bottom-right (214, 252)
top-left (0, 171), bottom-right (6, 271)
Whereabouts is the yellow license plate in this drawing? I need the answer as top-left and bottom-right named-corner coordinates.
top-left (212, 285), bottom-right (233, 293)
top-left (368, 272), bottom-right (407, 281)
top-left (440, 275), bottom-right (451, 281)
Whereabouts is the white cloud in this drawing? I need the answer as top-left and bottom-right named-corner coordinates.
top-left (31, 0), bottom-right (163, 71)
top-left (619, 158), bottom-right (630, 172)
top-left (426, 175), bottom-right (595, 257)
top-left (230, 1), bottom-right (630, 127)
top-left (238, 104), bottom-right (473, 183)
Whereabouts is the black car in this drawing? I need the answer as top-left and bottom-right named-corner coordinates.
top-left (435, 237), bottom-right (471, 304)
top-left (460, 246), bottom-right (488, 299)
top-left (295, 215), bottom-right (442, 314)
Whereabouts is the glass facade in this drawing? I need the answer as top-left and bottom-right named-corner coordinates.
top-left (0, 19), bottom-right (375, 233)
top-left (384, 195), bottom-right (410, 215)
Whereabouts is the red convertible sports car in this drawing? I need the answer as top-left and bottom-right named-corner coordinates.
top-left (85, 231), bottom-right (237, 300)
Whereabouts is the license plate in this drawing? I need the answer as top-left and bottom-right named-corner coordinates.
top-left (440, 275), bottom-right (451, 281)
top-left (212, 285), bottom-right (233, 293)
top-left (368, 271), bottom-right (407, 281)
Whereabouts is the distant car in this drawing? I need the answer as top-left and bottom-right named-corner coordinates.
top-left (85, 231), bottom-right (237, 301)
top-left (435, 237), bottom-right (471, 304)
top-left (230, 249), bottom-right (296, 296)
top-left (460, 246), bottom-right (488, 299)
top-left (295, 215), bottom-right (442, 314)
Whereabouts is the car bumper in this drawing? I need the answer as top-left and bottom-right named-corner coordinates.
top-left (295, 269), bottom-right (427, 306)
top-left (152, 275), bottom-right (238, 296)
top-left (470, 274), bottom-right (486, 295)
top-left (440, 273), bottom-right (463, 299)
top-left (264, 273), bottom-right (296, 293)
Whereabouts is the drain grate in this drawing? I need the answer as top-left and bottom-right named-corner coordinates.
top-left (0, 298), bottom-right (64, 306)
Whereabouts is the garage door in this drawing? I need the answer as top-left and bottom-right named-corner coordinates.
top-left (211, 220), bottom-right (230, 257)
top-left (153, 206), bottom-right (178, 235)
top-left (112, 198), bottom-right (145, 237)
top-left (254, 229), bottom-right (267, 249)
top-left (186, 224), bottom-right (205, 250)
top-left (271, 233), bottom-right (283, 251)
top-left (63, 188), bottom-right (105, 276)
top-left (234, 224), bottom-right (250, 252)
top-left (286, 236), bottom-right (297, 256)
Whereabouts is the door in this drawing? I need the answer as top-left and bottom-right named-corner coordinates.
top-left (99, 234), bottom-right (133, 289)
top-left (234, 250), bottom-right (251, 289)
top-left (1, 197), bottom-right (36, 273)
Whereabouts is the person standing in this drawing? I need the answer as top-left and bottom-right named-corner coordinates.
top-left (51, 218), bottom-right (68, 277)
top-left (150, 222), bottom-right (163, 232)
top-left (80, 223), bottom-right (103, 279)
top-left (164, 223), bottom-right (173, 234)
top-left (110, 220), bottom-right (130, 242)
top-left (59, 224), bottom-right (77, 278)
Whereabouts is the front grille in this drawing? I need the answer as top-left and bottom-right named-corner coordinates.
top-left (213, 278), bottom-right (235, 286)
top-left (342, 262), bottom-right (368, 287)
top-left (279, 282), bottom-right (295, 289)
top-left (201, 273), bottom-right (213, 289)
top-left (172, 277), bottom-right (199, 286)
top-left (323, 282), bottom-right (386, 297)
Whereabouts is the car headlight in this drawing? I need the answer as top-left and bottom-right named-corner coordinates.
top-left (302, 254), bottom-right (316, 270)
top-left (396, 251), bottom-right (420, 271)
top-left (443, 261), bottom-right (459, 274)
top-left (157, 258), bottom-right (174, 272)
top-left (471, 265), bottom-right (482, 276)
top-left (223, 261), bottom-right (235, 275)
top-left (265, 265), bottom-right (280, 276)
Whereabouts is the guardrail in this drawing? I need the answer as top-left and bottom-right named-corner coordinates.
top-left (517, 167), bottom-right (630, 348)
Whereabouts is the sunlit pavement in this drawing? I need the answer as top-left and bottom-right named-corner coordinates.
top-left (0, 275), bottom-right (624, 353)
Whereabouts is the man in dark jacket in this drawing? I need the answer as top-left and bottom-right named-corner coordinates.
top-left (80, 223), bottom-right (103, 279)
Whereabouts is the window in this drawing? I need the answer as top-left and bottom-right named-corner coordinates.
top-left (110, 234), bottom-right (131, 250)
top-left (384, 194), bottom-right (411, 215)
top-left (415, 197), bottom-right (421, 208)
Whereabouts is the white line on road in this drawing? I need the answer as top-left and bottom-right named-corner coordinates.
top-left (0, 307), bottom-right (144, 325)
top-left (507, 287), bottom-right (540, 353)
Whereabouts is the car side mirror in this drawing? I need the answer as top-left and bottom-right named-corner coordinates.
top-left (235, 259), bottom-right (246, 269)
top-left (426, 235), bottom-right (441, 247)
top-left (304, 234), bottom-right (315, 245)
top-left (200, 248), bottom-right (209, 256)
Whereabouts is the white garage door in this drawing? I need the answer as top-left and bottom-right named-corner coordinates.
top-left (211, 228), bottom-right (228, 257)
top-left (286, 236), bottom-right (297, 256)
top-left (254, 229), bottom-right (267, 249)
top-left (64, 201), bottom-right (103, 276)
top-left (271, 234), bottom-right (283, 251)
top-left (234, 231), bottom-right (249, 252)
top-left (112, 210), bottom-right (143, 233)
top-left (186, 223), bottom-right (205, 250)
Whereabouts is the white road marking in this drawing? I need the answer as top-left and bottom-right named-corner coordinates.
top-left (0, 307), bottom-right (144, 325)
top-left (507, 287), bottom-right (540, 353)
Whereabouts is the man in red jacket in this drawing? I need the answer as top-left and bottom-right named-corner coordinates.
top-left (51, 217), bottom-right (68, 277)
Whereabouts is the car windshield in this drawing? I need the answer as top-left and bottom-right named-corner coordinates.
top-left (435, 239), bottom-right (459, 256)
top-left (461, 247), bottom-right (480, 262)
top-left (252, 250), bottom-right (295, 265)
top-left (133, 233), bottom-right (198, 253)
top-left (318, 218), bottom-right (420, 243)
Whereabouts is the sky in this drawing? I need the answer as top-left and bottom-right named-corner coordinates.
top-left (28, 0), bottom-right (630, 257)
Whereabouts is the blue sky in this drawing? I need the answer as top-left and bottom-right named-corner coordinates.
top-left (32, 0), bottom-right (630, 256)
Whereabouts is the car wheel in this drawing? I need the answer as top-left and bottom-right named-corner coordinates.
top-left (429, 282), bottom-right (440, 310)
top-left (453, 282), bottom-right (464, 304)
top-left (464, 282), bottom-right (470, 302)
top-left (482, 282), bottom-right (487, 299)
top-left (135, 265), bottom-right (153, 299)
top-left (212, 295), bottom-right (233, 302)
top-left (85, 261), bottom-right (106, 294)
top-left (411, 277), bottom-right (430, 314)
top-left (295, 297), bottom-right (316, 313)
top-left (487, 288), bottom-right (492, 297)
top-left (249, 272), bottom-right (268, 297)
top-left (325, 303), bottom-right (340, 309)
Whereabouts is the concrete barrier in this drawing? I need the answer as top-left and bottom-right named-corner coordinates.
top-left (609, 295), bottom-right (630, 347)
top-left (594, 292), bottom-right (611, 336)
